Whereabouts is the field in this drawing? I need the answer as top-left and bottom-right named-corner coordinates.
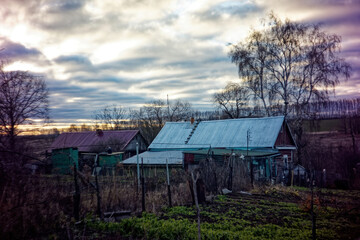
top-left (303, 118), bottom-right (343, 132)
top-left (76, 186), bottom-right (360, 240)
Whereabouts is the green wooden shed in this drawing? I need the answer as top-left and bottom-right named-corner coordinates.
top-left (51, 147), bottom-right (79, 174)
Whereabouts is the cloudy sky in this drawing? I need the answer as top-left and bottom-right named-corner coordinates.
top-left (0, 0), bottom-right (359, 126)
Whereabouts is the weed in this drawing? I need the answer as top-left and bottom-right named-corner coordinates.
top-left (215, 194), bottom-right (228, 202)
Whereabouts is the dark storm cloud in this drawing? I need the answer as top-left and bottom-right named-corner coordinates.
top-left (0, 38), bottom-right (44, 62)
top-left (48, 78), bottom-right (147, 120)
top-left (53, 55), bottom-right (96, 73)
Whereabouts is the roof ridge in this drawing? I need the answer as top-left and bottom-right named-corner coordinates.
top-left (200, 116), bottom-right (284, 123)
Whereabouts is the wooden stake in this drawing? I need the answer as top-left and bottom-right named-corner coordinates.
top-left (73, 162), bottom-right (80, 221)
top-left (166, 159), bottom-right (172, 207)
top-left (191, 171), bottom-right (201, 240)
top-left (141, 157), bottom-right (145, 212)
top-left (94, 154), bottom-right (102, 219)
top-left (311, 171), bottom-right (316, 240)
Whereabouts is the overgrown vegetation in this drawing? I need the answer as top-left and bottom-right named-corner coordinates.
top-left (78, 186), bottom-right (360, 239)
top-left (1, 165), bottom-right (359, 239)
top-left (0, 172), bottom-right (191, 239)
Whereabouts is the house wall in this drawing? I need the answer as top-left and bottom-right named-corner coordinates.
top-left (51, 147), bottom-right (79, 174)
top-left (274, 122), bottom-right (296, 164)
top-left (275, 123), bottom-right (294, 146)
top-left (277, 149), bottom-right (294, 163)
top-left (124, 133), bottom-right (148, 158)
top-left (99, 154), bottom-right (123, 166)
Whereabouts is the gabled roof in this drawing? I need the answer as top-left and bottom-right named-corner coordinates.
top-left (149, 116), bottom-right (289, 150)
top-left (50, 130), bottom-right (139, 152)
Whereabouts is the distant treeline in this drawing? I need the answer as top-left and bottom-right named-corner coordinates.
top-left (288, 98), bottom-right (360, 119)
top-left (212, 98), bottom-right (360, 120)
top-left (30, 98), bottom-right (360, 138)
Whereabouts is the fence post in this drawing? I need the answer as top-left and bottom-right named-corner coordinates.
top-left (311, 170), bottom-right (316, 240)
top-left (250, 157), bottom-right (254, 187)
top-left (141, 157), bottom-right (145, 212)
top-left (191, 171), bottom-right (201, 240)
top-left (73, 162), bottom-right (80, 221)
top-left (166, 158), bottom-right (172, 207)
top-left (136, 142), bottom-right (140, 193)
top-left (94, 154), bottom-right (102, 219)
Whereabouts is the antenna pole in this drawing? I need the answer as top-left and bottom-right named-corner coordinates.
top-left (167, 94), bottom-right (170, 121)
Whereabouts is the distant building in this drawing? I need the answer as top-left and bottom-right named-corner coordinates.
top-left (122, 151), bottom-right (183, 177)
top-left (49, 130), bottom-right (148, 174)
top-left (50, 130), bottom-right (148, 158)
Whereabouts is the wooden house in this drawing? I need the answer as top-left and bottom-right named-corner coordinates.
top-left (146, 116), bottom-right (297, 184)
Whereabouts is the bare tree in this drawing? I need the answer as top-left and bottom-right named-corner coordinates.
top-left (0, 64), bottom-right (49, 151)
top-left (80, 123), bottom-right (92, 132)
top-left (229, 30), bottom-right (273, 116)
top-left (94, 105), bottom-right (127, 130)
top-left (68, 124), bottom-right (79, 132)
top-left (214, 82), bottom-right (251, 119)
top-left (168, 99), bottom-right (192, 122)
top-left (229, 13), bottom-right (351, 118)
top-left (131, 99), bottom-right (192, 143)
top-left (130, 100), bottom-right (166, 144)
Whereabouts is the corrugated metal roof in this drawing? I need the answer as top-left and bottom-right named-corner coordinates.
top-left (149, 116), bottom-right (284, 150)
top-left (188, 116), bottom-right (284, 148)
top-left (50, 130), bottom-right (139, 152)
top-left (122, 151), bottom-right (183, 165)
top-left (148, 122), bottom-right (207, 150)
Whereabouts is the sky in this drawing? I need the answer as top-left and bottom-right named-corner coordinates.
top-left (0, 0), bottom-right (359, 127)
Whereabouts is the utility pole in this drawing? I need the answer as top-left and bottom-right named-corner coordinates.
top-left (167, 94), bottom-right (170, 121)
